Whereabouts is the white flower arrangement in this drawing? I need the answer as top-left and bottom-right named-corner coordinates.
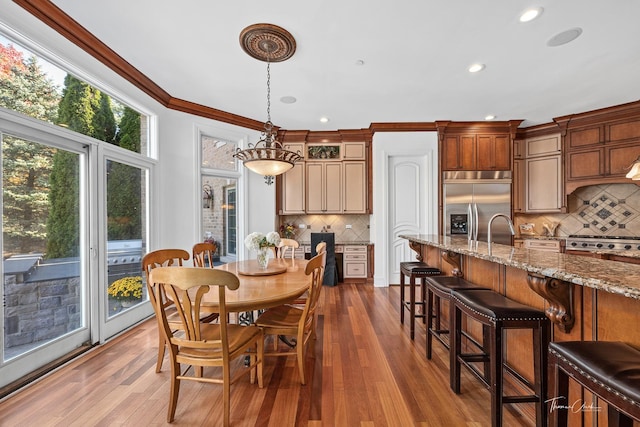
top-left (244, 231), bottom-right (281, 251)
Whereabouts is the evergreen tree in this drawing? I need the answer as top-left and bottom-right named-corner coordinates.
top-left (93, 92), bottom-right (117, 144)
top-left (0, 44), bottom-right (59, 254)
top-left (108, 107), bottom-right (142, 240)
top-left (46, 74), bottom-right (99, 258)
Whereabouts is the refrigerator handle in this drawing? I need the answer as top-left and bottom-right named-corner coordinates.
top-left (467, 203), bottom-right (473, 242)
top-left (473, 203), bottom-right (479, 240)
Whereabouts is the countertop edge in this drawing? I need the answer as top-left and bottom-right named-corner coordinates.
top-left (400, 234), bottom-right (640, 300)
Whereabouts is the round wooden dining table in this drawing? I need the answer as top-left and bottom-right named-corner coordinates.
top-left (200, 258), bottom-right (310, 313)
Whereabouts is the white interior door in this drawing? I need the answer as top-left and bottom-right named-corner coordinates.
top-left (388, 156), bottom-right (426, 284)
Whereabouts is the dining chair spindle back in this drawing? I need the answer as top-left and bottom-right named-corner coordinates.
top-left (254, 251), bottom-right (326, 385)
top-left (149, 266), bottom-right (264, 425)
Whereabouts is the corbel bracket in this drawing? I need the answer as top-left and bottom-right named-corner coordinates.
top-left (441, 250), bottom-right (464, 278)
top-left (526, 273), bottom-right (575, 333)
top-left (409, 240), bottom-right (423, 262)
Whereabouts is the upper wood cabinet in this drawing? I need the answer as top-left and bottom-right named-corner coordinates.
top-left (437, 121), bottom-right (521, 171)
top-left (561, 109), bottom-right (640, 194)
top-left (306, 162), bottom-right (342, 213)
top-left (279, 143), bottom-right (306, 215)
top-left (343, 161), bottom-right (367, 213)
top-left (277, 131), bottom-right (371, 215)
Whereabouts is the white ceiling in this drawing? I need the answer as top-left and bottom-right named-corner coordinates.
top-left (51, 0), bottom-right (640, 131)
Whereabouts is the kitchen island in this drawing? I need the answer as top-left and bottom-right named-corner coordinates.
top-left (400, 234), bottom-right (640, 425)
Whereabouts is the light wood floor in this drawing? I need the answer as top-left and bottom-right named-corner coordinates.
top-left (0, 283), bottom-right (535, 426)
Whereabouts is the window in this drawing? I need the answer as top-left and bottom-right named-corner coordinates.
top-left (201, 134), bottom-right (240, 264)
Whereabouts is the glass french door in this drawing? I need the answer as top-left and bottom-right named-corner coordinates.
top-left (0, 123), bottom-right (90, 387)
top-left (100, 151), bottom-right (153, 340)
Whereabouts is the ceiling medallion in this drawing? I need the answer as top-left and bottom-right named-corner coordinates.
top-left (239, 23), bottom-right (296, 63)
top-left (234, 24), bottom-right (301, 185)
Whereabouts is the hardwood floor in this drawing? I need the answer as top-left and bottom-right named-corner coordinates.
top-left (0, 284), bottom-right (535, 426)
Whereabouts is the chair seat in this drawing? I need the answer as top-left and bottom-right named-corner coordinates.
top-left (426, 276), bottom-right (486, 295)
top-left (452, 289), bottom-right (547, 321)
top-left (175, 323), bottom-right (263, 358)
top-left (549, 341), bottom-right (640, 407)
top-left (255, 304), bottom-right (303, 329)
top-left (400, 262), bottom-right (442, 276)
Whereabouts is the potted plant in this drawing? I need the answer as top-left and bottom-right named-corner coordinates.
top-left (108, 276), bottom-right (143, 308)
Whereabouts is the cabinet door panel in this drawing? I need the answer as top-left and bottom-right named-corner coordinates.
top-left (526, 155), bottom-right (562, 212)
top-left (324, 163), bottom-right (342, 212)
top-left (306, 162), bottom-right (324, 212)
top-left (568, 126), bottom-right (603, 149)
top-left (442, 136), bottom-right (461, 170)
top-left (343, 161), bottom-right (366, 213)
top-left (460, 135), bottom-right (476, 170)
top-left (281, 162), bottom-right (305, 214)
top-left (567, 148), bottom-right (604, 180)
top-left (608, 143), bottom-right (640, 176)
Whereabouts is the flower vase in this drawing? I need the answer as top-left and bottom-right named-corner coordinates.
top-left (256, 247), bottom-right (270, 269)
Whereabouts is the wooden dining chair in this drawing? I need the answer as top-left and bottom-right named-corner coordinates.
top-left (277, 238), bottom-right (299, 259)
top-left (142, 249), bottom-right (190, 373)
top-left (192, 241), bottom-right (217, 268)
top-left (149, 266), bottom-right (264, 426)
top-left (291, 241), bottom-right (326, 306)
top-left (254, 252), bottom-right (326, 385)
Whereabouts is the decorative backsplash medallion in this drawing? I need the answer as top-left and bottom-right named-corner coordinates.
top-left (514, 184), bottom-right (640, 237)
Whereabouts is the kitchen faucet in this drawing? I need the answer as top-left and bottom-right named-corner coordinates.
top-left (487, 213), bottom-right (515, 246)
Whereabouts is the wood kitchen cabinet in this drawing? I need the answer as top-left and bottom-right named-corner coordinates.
top-left (342, 161), bottom-right (367, 213)
top-left (306, 162), bottom-right (342, 213)
top-left (279, 143), bottom-right (305, 215)
top-left (441, 134), bottom-right (510, 170)
top-left (513, 158), bottom-right (524, 213)
top-left (560, 110), bottom-right (640, 194)
top-left (343, 245), bottom-right (367, 279)
top-left (525, 134), bottom-right (563, 212)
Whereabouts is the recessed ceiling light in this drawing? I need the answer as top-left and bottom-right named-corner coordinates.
top-left (320, 117), bottom-right (330, 123)
top-left (519, 7), bottom-right (543, 23)
top-left (485, 115), bottom-right (496, 121)
top-left (468, 63), bottom-right (485, 73)
top-left (547, 28), bottom-right (583, 47)
top-left (280, 96), bottom-right (297, 104)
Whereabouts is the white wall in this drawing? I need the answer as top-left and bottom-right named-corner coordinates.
top-left (371, 132), bottom-right (439, 287)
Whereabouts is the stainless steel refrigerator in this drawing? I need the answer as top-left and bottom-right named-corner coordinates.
top-left (443, 171), bottom-right (513, 245)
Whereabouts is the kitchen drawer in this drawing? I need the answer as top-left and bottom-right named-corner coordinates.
top-left (524, 239), bottom-right (561, 252)
top-left (345, 253), bottom-right (367, 261)
top-left (345, 262), bottom-right (367, 278)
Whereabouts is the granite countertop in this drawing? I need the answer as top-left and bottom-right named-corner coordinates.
top-left (399, 234), bottom-right (640, 300)
top-left (515, 235), bottom-right (565, 241)
top-left (298, 241), bottom-right (371, 246)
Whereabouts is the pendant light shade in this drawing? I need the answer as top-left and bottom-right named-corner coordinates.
top-left (233, 24), bottom-right (301, 185)
top-left (626, 156), bottom-right (640, 180)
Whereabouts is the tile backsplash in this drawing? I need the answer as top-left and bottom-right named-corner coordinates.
top-left (515, 184), bottom-right (640, 237)
top-left (278, 214), bottom-right (370, 243)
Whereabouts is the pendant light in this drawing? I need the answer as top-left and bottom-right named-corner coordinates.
top-left (234, 24), bottom-right (302, 185)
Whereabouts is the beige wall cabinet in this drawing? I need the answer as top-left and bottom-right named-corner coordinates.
top-left (306, 162), bottom-right (342, 213)
top-left (513, 158), bottom-right (524, 213)
top-left (522, 134), bottom-right (563, 213)
top-left (342, 161), bottom-right (367, 214)
top-left (280, 143), bottom-right (306, 215)
top-left (342, 142), bottom-right (367, 160)
top-left (343, 245), bottom-right (367, 278)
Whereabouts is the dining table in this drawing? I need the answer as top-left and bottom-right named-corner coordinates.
top-left (199, 257), bottom-right (311, 314)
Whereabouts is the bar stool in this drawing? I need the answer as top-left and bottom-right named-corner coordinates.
top-left (424, 276), bottom-right (488, 359)
top-left (399, 261), bottom-right (442, 339)
top-left (548, 341), bottom-right (640, 427)
top-left (450, 289), bottom-right (550, 427)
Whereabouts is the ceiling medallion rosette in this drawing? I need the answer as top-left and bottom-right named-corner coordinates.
top-left (239, 23), bottom-right (296, 63)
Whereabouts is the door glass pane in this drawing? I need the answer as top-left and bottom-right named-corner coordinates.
top-left (2, 134), bottom-right (84, 361)
top-left (106, 160), bottom-right (146, 317)
top-left (202, 176), bottom-right (236, 264)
